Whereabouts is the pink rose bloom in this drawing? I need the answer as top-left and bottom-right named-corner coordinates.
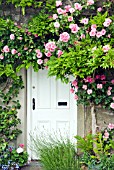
top-left (101, 29), bottom-right (106, 35)
top-left (111, 79), bottom-right (114, 84)
top-left (82, 85), bottom-right (87, 90)
top-left (34, 34), bottom-right (38, 37)
top-left (74, 3), bottom-right (82, 10)
top-left (103, 18), bottom-right (112, 27)
top-left (97, 7), bottom-right (102, 12)
top-left (18, 53), bottom-right (21, 56)
top-left (45, 41), bottom-right (57, 52)
top-left (56, 1), bottom-right (62, 7)
top-left (19, 37), bottom-right (23, 40)
top-left (69, 8), bottom-right (75, 13)
top-left (97, 84), bottom-right (103, 89)
top-left (110, 102), bottom-right (114, 109)
top-left (68, 16), bottom-right (73, 22)
top-left (70, 88), bottom-right (74, 93)
top-left (44, 58), bottom-right (48, 63)
top-left (0, 54), bottom-right (4, 59)
top-left (74, 94), bottom-right (78, 100)
top-left (103, 45), bottom-right (110, 52)
top-left (10, 34), bottom-right (15, 40)
top-left (64, 5), bottom-right (71, 12)
top-left (54, 22), bottom-right (60, 28)
top-left (103, 130), bottom-right (109, 139)
top-left (89, 30), bottom-right (96, 36)
top-left (72, 80), bottom-right (78, 87)
top-left (53, 14), bottom-right (58, 20)
top-left (84, 76), bottom-right (94, 83)
top-left (37, 51), bottom-right (42, 58)
top-left (57, 50), bottom-right (63, 57)
top-left (69, 24), bottom-right (79, 33)
top-left (96, 31), bottom-right (102, 38)
top-left (3, 45), bottom-right (10, 53)
top-left (100, 75), bottom-right (106, 80)
top-left (112, 97), bottom-right (114, 100)
top-left (108, 123), bottom-right (114, 130)
top-left (95, 75), bottom-right (100, 79)
top-left (81, 18), bottom-right (89, 25)
top-left (80, 34), bottom-right (85, 39)
top-left (87, 89), bottom-right (92, 94)
top-left (91, 24), bottom-right (97, 30)
top-left (37, 59), bottom-right (43, 65)
top-left (59, 32), bottom-right (70, 42)
top-left (19, 144), bottom-right (24, 148)
top-left (24, 47), bottom-right (28, 50)
top-left (107, 90), bottom-right (111, 96)
top-left (11, 49), bottom-right (17, 55)
top-left (108, 86), bottom-right (112, 90)
top-left (57, 8), bottom-right (64, 14)
top-left (107, 34), bottom-right (111, 38)
top-left (35, 49), bottom-right (40, 53)
top-left (45, 51), bottom-right (52, 57)
top-left (87, 0), bottom-right (94, 5)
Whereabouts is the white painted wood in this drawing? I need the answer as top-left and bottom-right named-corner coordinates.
top-left (27, 68), bottom-right (77, 160)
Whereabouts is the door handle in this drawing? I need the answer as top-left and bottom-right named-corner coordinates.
top-left (32, 98), bottom-right (35, 110)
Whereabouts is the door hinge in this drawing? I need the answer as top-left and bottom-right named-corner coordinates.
top-left (32, 98), bottom-right (35, 110)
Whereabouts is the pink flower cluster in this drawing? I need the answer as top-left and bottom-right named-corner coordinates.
top-left (35, 49), bottom-right (42, 58)
top-left (45, 41), bottom-right (57, 52)
top-left (103, 18), bottom-right (112, 27)
top-left (69, 24), bottom-right (79, 33)
top-left (59, 32), bottom-right (70, 42)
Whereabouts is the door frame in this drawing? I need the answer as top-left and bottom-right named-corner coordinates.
top-left (27, 67), bottom-right (77, 160)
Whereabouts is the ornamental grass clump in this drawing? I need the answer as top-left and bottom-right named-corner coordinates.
top-left (30, 134), bottom-right (80, 170)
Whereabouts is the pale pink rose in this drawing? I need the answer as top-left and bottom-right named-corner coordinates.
top-left (0, 54), bottom-right (4, 59)
top-left (35, 49), bottom-right (40, 53)
top-left (103, 18), bottom-right (112, 27)
top-left (107, 34), bottom-right (111, 38)
top-left (69, 24), bottom-right (79, 33)
top-left (11, 49), bottom-right (17, 55)
top-left (74, 94), bottom-right (78, 100)
top-left (44, 58), bottom-right (48, 63)
top-left (19, 37), bottom-right (22, 40)
top-left (89, 30), bottom-right (96, 36)
top-left (74, 3), bottom-right (82, 10)
top-left (18, 53), bottom-right (21, 56)
top-left (64, 5), bottom-right (71, 12)
top-left (111, 79), bottom-right (114, 84)
top-left (45, 42), bottom-right (57, 52)
top-left (72, 80), bottom-right (77, 87)
top-left (68, 16), bottom-right (73, 22)
top-left (80, 34), bottom-right (85, 39)
top-left (87, 0), bottom-right (94, 5)
top-left (69, 8), bottom-right (75, 13)
top-left (80, 18), bottom-right (89, 25)
top-left (57, 50), bottom-right (63, 57)
top-left (107, 90), bottom-right (111, 96)
top-left (10, 34), bottom-right (15, 40)
top-left (37, 51), bottom-right (42, 58)
top-left (101, 29), bottom-right (106, 35)
top-left (87, 89), bottom-right (92, 94)
top-left (3, 45), bottom-right (10, 53)
top-left (97, 84), bottom-right (103, 89)
top-left (54, 22), bottom-right (60, 28)
top-left (75, 86), bottom-right (78, 90)
top-left (56, 1), bottom-right (62, 7)
top-left (82, 85), bottom-right (87, 90)
top-left (97, 7), bottom-right (102, 12)
top-left (59, 32), bottom-right (70, 42)
top-left (108, 86), bottom-right (112, 90)
top-left (112, 97), bottom-right (114, 100)
top-left (110, 102), bottom-right (114, 109)
top-left (70, 88), bottom-right (74, 93)
top-left (96, 31), bottom-right (102, 38)
top-left (37, 59), bottom-right (43, 65)
top-left (45, 51), bottom-right (52, 57)
top-left (24, 47), bottom-right (28, 50)
top-left (53, 14), bottom-right (58, 20)
top-left (57, 8), bottom-right (64, 14)
top-left (108, 123), bottom-right (114, 130)
top-left (103, 45), bottom-right (110, 52)
top-left (103, 130), bottom-right (109, 139)
top-left (91, 24), bottom-right (97, 30)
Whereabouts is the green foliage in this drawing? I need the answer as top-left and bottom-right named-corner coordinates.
top-left (30, 134), bottom-right (81, 170)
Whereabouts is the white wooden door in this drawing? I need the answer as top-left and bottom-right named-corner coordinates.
top-left (27, 68), bottom-right (77, 159)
